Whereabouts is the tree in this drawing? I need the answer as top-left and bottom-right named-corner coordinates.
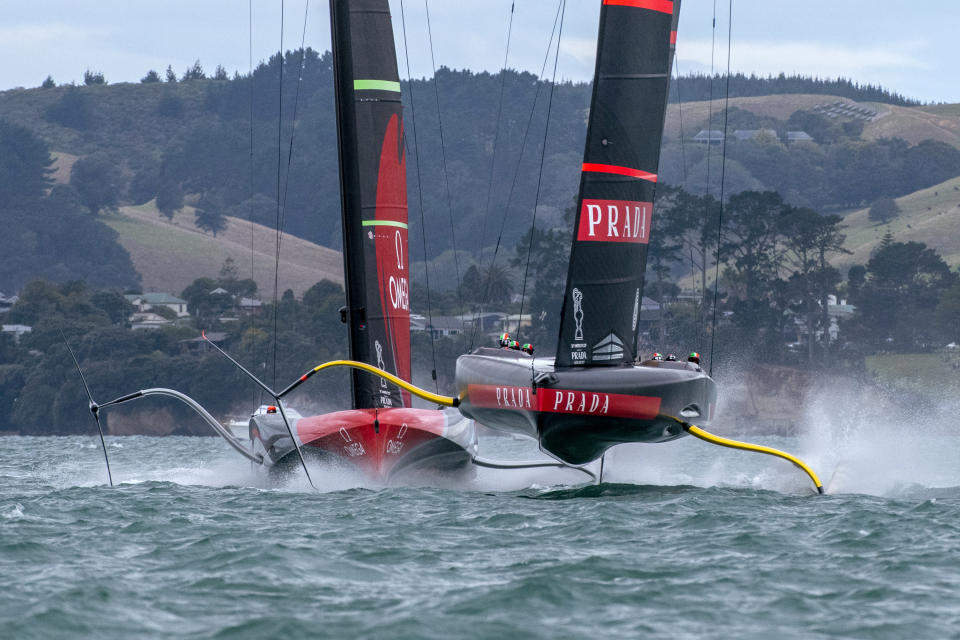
top-left (213, 65), bottom-right (229, 81)
top-left (510, 226), bottom-right (570, 350)
top-left (194, 194), bottom-right (227, 236)
top-left (70, 153), bottom-right (124, 214)
top-left (934, 280), bottom-right (960, 342)
top-left (0, 187), bottom-right (140, 291)
top-left (780, 209), bottom-right (849, 364)
top-left (41, 75), bottom-right (56, 89)
top-left (182, 60), bottom-right (205, 81)
top-left (181, 277), bottom-right (230, 326)
top-left (0, 119), bottom-right (54, 207)
top-left (156, 91), bottom-right (184, 118)
top-left (141, 70), bottom-right (161, 83)
top-left (90, 290), bottom-right (134, 325)
top-left (722, 192), bottom-right (789, 300)
top-left (853, 241), bottom-right (957, 348)
top-left (155, 177), bottom-right (184, 220)
top-left (869, 197), bottom-right (900, 223)
top-left (83, 69), bottom-right (106, 85)
top-left (459, 265), bottom-right (483, 304)
top-left (662, 188), bottom-right (721, 343)
top-left (165, 65), bottom-right (177, 83)
top-left (127, 166), bottom-right (159, 205)
top-left (43, 86), bottom-right (92, 130)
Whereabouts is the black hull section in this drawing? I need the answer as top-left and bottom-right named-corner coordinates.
top-left (456, 348), bottom-right (716, 465)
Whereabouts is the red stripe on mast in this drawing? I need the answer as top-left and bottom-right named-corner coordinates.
top-left (603, 0), bottom-right (674, 14)
top-left (582, 163), bottom-right (658, 183)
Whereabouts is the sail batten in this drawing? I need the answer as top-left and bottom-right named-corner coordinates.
top-left (554, 0), bottom-right (680, 367)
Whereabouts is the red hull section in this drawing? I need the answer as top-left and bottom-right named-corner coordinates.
top-left (294, 408), bottom-right (474, 481)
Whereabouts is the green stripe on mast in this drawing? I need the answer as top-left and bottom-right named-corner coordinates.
top-left (353, 79), bottom-right (402, 92)
top-left (361, 220), bottom-right (408, 229)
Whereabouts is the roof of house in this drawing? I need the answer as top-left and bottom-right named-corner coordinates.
top-left (422, 316), bottom-right (466, 330)
top-left (733, 128), bottom-right (778, 140)
top-left (693, 129), bottom-right (725, 141)
top-left (125, 292), bottom-right (187, 305)
top-left (786, 130), bottom-right (814, 141)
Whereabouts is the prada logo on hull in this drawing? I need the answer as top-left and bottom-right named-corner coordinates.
top-left (466, 384), bottom-right (661, 419)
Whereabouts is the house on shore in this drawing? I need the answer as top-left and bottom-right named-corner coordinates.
top-left (125, 293), bottom-right (190, 317)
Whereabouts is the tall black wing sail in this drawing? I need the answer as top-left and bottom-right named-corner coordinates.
top-left (555, 0), bottom-right (679, 367)
top-left (331, 0), bottom-right (411, 408)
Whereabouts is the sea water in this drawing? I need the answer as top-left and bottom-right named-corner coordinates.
top-left (2, 420), bottom-right (960, 639)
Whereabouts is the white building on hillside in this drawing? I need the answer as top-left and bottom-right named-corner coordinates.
top-left (124, 293), bottom-right (189, 317)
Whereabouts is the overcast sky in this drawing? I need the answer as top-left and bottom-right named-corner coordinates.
top-left (2, 1), bottom-right (955, 104)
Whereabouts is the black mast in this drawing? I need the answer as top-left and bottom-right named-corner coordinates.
top-left (330, 0), bottom-right (411, 408)
top-left (554, 0), bottom-right (680, 368)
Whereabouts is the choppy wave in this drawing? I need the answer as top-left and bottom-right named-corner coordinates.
top-left (2, 429), bottom-right (959, 638)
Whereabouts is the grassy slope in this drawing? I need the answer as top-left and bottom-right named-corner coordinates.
top-left (837, 175), bottom-right (960, 270)
top-left (865, 352), bottom-right (960, 398)
top-left (103, 202), bottom-right (343, 297)
top-left (44, 153), bottom-right (343, 297)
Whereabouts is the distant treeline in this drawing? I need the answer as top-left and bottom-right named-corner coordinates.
top-left (670, 73), bottom-right (922, 107)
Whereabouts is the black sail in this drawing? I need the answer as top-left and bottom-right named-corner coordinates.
top-left (331, 0), bottom-right (411, 408)
top-left (554, 0), bottom-right (679, 367)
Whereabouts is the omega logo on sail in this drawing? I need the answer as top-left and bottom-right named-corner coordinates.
top-left (388, 275), bottom-right (409, 310)
top-left (578, 199), bottom-right (652, 244)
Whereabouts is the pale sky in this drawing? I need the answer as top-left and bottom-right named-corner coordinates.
top-left (2, 1), bottom-right (955, 104)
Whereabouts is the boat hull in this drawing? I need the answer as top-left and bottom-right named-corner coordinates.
top-left (250, 407), bottom-right (477, 482)
top-left (455, 348), bottom-right (717, 465)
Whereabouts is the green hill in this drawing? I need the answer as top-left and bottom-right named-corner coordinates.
top-left (838, 175), bottom-right (960, 270)
top-left (103, 202), bottom-right (343, 297)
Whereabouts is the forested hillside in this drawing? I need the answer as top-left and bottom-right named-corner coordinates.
top-left (3, 51), bottom-right (960, 294)
top-left (3, 56), bottom-right (960, 435)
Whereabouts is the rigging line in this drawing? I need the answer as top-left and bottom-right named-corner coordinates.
top-left (248, 0), bottom-right (262, 411)
top-left (271, 0), bottom-right (285, 389)
top-left (700, 0), bottom-right (718, 362)
top-left (467, 0), bottom-right (564, 350)
top-left (516, 0), bottom-right (566, 341)
top-left (276, 0), bottom-right (311, 255)
top-left (423, 0), bottom-right (466, 335)
top-left (249, 0), bottom-right (256, 283)
top-left (399, 0), bottom-right (439, 392)
top-left (475, 1), bottom-right (516, 272)
top-left (674, 57), bottom-right (688, 188)
top-left (709, 0), bottom-right (733, 378)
